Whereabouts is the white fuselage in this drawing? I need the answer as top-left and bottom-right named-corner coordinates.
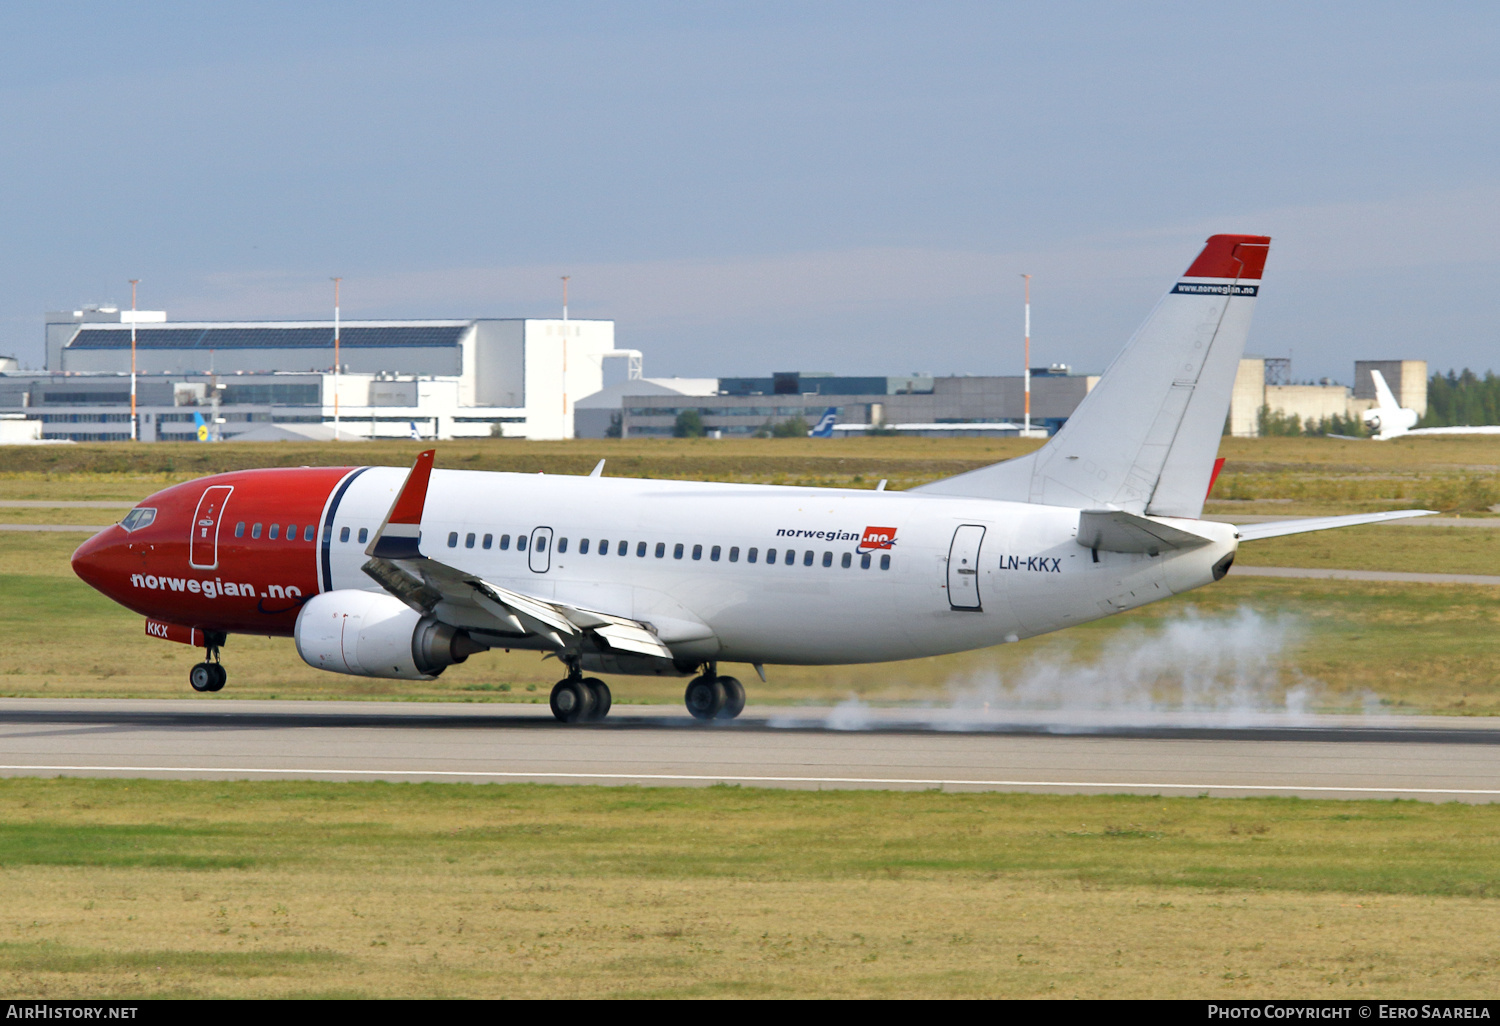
top-left (322, 468), bottom-right (1239, 667)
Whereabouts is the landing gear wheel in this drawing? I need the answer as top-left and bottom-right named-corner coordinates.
top-left (716, 676), bottom-right (745, 720)
top-left (189, 663), bottom-right (217, 693)
top-left (685, 676), bottom-right (726, 720)
top-left (550, 678), bottom-right (596, 724)
top-left (582, 678), bottom-right (611, 721)
top-left (207, 664), bottom-right (226, 692)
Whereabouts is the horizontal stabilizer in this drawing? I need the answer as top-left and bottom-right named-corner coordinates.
top-left (1077, 509), bottom-right (1213, 554)
top-left (1235, 509), bottom-right (1436, 542)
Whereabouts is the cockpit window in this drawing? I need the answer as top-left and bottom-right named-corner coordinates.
top-left (120, 508), bottom-right (156, 532)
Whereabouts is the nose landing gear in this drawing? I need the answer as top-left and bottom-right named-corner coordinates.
top-left (189, 632), bottom-right (228, 693)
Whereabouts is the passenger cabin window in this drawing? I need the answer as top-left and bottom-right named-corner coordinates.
top-left (673, 543), bottom-right (684, 559)
top-left (287, 524), bottom-right (297, 540)
top-left (881, 554), bottom-right (891, 570)
top-left (465, 533), bottom-right (476, 549)
top-left (693, 544), bottom-right (704, 561)
top-left (803, 550), bottom-right (814, 566)
top-left (785, 549), bottom-right (796, 565)
top-left (558, 537), bottom-right (568, 553)
top-left (447, 532), bottom-right (458, 548)
top-left (655, 542), bottom-right (666, 558)
top-left (711, 545), bottom-right (721, 562)
top-left (304, 525), bottom-right (315, 542)
top-left (637, 542), bottom-right (647, 557)
top-left (235, 522), bottom-right (246, 539)
top-left (747, 547), bottom-right (757, 563)
top-left (339, 526), bottom-right (349, 542)
top-left (822, 551), bottom-right (832, 567)
top-left (764, 548), bottom-right (774, 564)
top-left (269, 524), bottom-right (280, 540)
top-left (579, 538), bottom-right (590, 554)
top-left (357, 527), bottom-right (368, 543)
top-left (500, 534), bottom-right (511, 550)
top-left (860, 553), bottom-right (871, 569)
top-left (841, 552), bottom-right (852, 568)
top-left (483, 534), bottom-right (493, 549)
top-left (252, 523), bottom-right (263, 539)
top-left (536, 536), bottom-right (547, 552)
top-left (617, 540), bottom-right (627, 556)
top-left (517, 535), bottom-right (527, 552)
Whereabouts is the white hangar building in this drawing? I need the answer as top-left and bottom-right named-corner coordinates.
top-left (37, 308), bottom-right (632, 440)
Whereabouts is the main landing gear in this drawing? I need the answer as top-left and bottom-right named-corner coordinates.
top-left (189, 632), bottom-right (228, 694)
top-left (685, 671), bottom-right (745, 721)
top-left (549, 664), bottom-right (612, 723)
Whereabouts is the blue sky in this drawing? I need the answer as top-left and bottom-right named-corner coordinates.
top-left (2, 2), bottom-right (1497, 383)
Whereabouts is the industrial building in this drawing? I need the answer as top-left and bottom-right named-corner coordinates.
top-left (3, 306), bottom-right (634, 441)
top-left (1227, 358), bottom-right (1427, 437)
top-left (607, 368), bottom-right (1098, 438)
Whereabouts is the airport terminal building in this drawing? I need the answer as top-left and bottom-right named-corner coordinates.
top-left (4, 307), bottom-right (629, 441)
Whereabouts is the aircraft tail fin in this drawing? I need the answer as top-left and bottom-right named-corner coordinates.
top-left (1370, 369), bottom-right (1400, 411)
top-left (808, 407), bottom-right (837, 438)
top-left (913, 234), bottom-right (1269, 518)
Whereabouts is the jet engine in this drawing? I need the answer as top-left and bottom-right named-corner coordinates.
top-left (294, 590), bottom-right (487, 680)
top-left (1363, 405), bottom-right (1418, 437)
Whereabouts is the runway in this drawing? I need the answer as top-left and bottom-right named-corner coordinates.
top-left (1, 698), bottom-right (1498, 801)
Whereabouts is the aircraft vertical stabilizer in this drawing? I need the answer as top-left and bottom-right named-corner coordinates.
top-left (914, 234), bottom-right (1269, 518)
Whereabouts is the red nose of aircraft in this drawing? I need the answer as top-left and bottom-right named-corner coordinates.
top-left (70, 526), bottom-right (121, 596)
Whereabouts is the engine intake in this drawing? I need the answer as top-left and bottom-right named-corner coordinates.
top-left (294, 590), bottom-right (487, 680)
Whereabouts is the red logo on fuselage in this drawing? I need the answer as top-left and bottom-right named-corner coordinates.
top-left (859, 526), bottom-right (897, 552)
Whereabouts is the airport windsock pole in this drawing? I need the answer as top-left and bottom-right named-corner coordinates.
top-left (332, 277), bottom-right (341, 442)
top-left (1021, 273), bottom-right (1032, 435)
top-left (129, 280), bottom-right (139, 441)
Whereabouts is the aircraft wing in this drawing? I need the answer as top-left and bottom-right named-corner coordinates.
top-left (1235, 509), bottom-right (1437, 542)
top-left (1404, 426), bottom-right (1500, 436)
top-left (360, 450), bottom-right (676, 660)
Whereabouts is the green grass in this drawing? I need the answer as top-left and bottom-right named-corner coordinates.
top-left (0, 779), bottom-right (1497, 997)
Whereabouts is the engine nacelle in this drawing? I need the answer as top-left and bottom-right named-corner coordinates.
top-left (294, 590), bottom-right (486, 680)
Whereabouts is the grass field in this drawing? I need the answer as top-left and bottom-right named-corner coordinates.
top-left (5, 434), bottom-right (1500, 515)
top-left (0, 778), bottom-right (1496, 998)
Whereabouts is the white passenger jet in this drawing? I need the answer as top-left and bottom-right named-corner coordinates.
top-left (1363, 369), bottom-right (1500, 440)
top-left (72, 234), bottom-right (1434, 723)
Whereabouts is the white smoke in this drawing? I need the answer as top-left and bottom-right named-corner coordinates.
top-left (771, 607), bottom-right (1346, 732)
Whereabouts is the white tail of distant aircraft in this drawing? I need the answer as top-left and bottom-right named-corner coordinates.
top-left (1363, 369), bottom-right (1500, 440)
top-left (74, 234), bottom-right (1438, 724)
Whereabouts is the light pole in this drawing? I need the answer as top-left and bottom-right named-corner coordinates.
top-left (332, 277), bottom-right (341, 441)
top-left (1021, 273), bottom-right (1032, 435)
top-left (129, 279), bottom-right (139, 441)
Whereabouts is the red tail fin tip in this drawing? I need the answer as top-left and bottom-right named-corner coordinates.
top-left (1183, 234), bottom-right (1271, 280)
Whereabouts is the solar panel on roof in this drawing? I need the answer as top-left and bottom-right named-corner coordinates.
top-left (68, 325), bottom-right (468, 349)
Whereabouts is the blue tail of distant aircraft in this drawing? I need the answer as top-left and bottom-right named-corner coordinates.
top-left (409, 421), bottom-right (421, 440)
top-left (808, 407), bottom-right (837, 438)
top-left (192, 412), bottom-right (209, 443)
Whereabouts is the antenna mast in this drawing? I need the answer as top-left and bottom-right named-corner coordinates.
top-left (129, 279), bottom-right (139, 442)
top-left (332, 277), bottom-right (342, 441)
top-left (1021, 273), bottom-right (1032, 435)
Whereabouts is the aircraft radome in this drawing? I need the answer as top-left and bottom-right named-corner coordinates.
top-left (72, 234), bottom-right (1435, 723)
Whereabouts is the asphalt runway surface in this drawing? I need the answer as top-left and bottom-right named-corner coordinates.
top-left (2, 698), bottom-right (1499, 801)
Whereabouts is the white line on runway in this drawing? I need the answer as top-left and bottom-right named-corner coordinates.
top-left (2, 764), bottom-right (1497, 796)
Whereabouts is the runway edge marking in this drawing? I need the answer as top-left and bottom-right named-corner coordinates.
top-left (0, 765), bottom-right (1497, 796)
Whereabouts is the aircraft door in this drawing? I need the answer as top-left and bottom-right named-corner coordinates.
top-left (528, 527), bottom-right (553, 573)
top-left (946, 524), bottom-right (986, 611)
top-left (189, 485), bottom-right (234, 570)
